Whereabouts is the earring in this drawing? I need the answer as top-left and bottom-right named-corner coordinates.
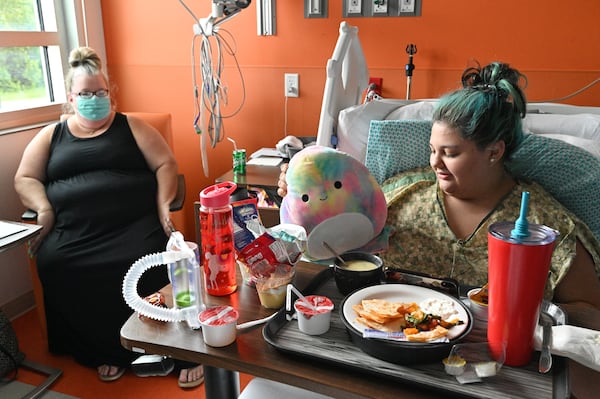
top-left (490, 158), bottom-right (496, 164)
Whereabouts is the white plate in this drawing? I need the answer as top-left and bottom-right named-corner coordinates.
top-left (342, 284), bottom-right (471, 341)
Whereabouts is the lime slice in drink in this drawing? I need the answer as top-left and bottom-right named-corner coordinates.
top-left (175, 291), bottom-right (193, 308)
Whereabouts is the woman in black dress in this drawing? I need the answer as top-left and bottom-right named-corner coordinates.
top-left (14, 47), bottom-right (203, 387)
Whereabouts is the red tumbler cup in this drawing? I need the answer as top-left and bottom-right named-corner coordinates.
top-left (487, 221), bottom-right (558, 366)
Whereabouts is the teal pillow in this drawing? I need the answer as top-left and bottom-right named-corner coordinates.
top-left (364, 119), bottom-right (600, 241)
top-left (506, 134), bottom-right (600, 241)
top-left (365, 120), bottom-right (432, 184)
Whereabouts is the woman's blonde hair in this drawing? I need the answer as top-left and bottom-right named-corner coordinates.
top-left (63, 47), bottom-right (113, 113)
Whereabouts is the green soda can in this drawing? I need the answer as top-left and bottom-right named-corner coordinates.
top-left (233, 149), bottom-right (246, 175)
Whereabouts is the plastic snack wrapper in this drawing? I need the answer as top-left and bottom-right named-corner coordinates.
top-left (231, 197), bottom-right (262, 252)
top-left (237, 222), bottom-right (307, 279)
top-left (138, 292), bottom-right (167, 323)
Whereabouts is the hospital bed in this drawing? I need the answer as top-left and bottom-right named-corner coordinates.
top-left (315, 22), bottom-right (600, 241)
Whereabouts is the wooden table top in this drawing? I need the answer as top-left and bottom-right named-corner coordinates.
top-left (121, 262), bottom-right (447, 399)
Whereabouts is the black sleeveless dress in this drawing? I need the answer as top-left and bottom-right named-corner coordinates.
top-left (37, 112), bottom-right (169, 368)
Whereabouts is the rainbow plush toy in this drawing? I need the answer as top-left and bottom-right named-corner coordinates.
top-left (280, 145), bottom-right (387, 260)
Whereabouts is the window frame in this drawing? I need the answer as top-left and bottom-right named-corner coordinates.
top-left (0, 0), bottom-right (106, 134)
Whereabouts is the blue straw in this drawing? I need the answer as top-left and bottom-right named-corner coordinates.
top-left (511, 191), bottom-right (530, 239)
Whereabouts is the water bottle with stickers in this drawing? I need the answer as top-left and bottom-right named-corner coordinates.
top-left (199, 181), bottom-right (238, 296)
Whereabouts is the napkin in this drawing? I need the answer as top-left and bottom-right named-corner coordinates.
top-left (534, 324), bottom-right (600, 372)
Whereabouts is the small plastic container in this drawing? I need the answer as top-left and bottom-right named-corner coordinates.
top-left (255, 265), bottom-right (295, 309)
top-left (467, 287), bottom-right (488, 321)
top-left (199, 306), bottom-right (239, 347)
top-left (442, 355), bottom-right (466, 376)
top-left (294, 295), bottom-right (334, 335)
top-left (444, 342), bottom-right (505, 378)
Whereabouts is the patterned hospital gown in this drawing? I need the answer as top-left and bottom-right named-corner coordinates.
top-left (379, 167), bottom-right (600, 299)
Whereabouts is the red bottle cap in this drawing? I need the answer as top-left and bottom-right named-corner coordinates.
top-left (200, 182), bottom-right (237, 208)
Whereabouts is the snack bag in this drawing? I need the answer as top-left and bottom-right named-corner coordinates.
top-left (231, 197), bottom-right (262, 251)
top-left (238, 224), bottom-right (307, 278)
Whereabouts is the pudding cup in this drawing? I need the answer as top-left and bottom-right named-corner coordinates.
top-left (199, 306), bottom-right (239, 347)
top-left (294, 295), bottom-right (334, 335)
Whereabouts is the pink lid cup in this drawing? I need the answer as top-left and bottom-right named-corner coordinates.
top-left (294, 295), bottom-right (334, 335)
top-left (199, 306), bottom-right (239, 347)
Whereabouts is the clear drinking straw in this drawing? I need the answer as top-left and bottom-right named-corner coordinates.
top-left (227, 137), bottom-right (237, 151)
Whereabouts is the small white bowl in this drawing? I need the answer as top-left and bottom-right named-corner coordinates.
top-left (467, 288), bottom-right (488, 321)
top-left (294, 295), bottom-right (334, 335)
top-left (199, 306), bottom-right (239, 347)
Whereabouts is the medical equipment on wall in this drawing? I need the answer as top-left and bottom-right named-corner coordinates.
top-left (178, 0), bottom-right (251, 177)
top-left (405, 43), bottom-right (417, 100)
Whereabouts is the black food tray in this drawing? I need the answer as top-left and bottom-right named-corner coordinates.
top-left (263, 267), bottom-right (569, 399)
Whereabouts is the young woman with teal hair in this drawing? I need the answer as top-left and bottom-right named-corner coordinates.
top-left (279, 62), bottom-right (600, 398)
top-left (385, 62), bottom-right (600, 399)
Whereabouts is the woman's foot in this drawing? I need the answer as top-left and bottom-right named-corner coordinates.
top-left (178, 365), bottom-right (204, 389)
top-left (97, 365), bottom-right (125, 382)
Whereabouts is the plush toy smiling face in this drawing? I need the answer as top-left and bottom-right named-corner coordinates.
top-left (280, 146), bottom-right (387, 260)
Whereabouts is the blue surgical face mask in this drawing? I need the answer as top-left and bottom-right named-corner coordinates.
top-left (76, 95), bottom-right (111, 121)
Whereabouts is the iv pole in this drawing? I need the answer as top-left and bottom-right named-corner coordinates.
top-left (405, 44), bottom-right (417, 100)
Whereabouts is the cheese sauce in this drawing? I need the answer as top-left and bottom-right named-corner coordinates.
top-left (341, 260), bottom-right (379, 271)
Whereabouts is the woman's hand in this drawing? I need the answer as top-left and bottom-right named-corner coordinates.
top-left (28, 208), bottom-right (55, 256)
top-left (277, 163), bottom-right (289, 198)
top-left (158, 204), bottom-right (175, 237)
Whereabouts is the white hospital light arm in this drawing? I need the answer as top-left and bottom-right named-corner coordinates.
top-left (198, 0), bottom-right (251, 36)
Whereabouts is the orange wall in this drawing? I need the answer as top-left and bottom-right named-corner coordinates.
top-left (100, 0), bottom-right (600, 239)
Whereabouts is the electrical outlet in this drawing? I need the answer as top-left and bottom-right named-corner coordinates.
top-left (285, 73), bottom-right (299, 98)
top-left (348, 0), bottom-right (362, 14)
top-left (373, 0), bottom-right (388, 14)
top-left (400, 0), bottom-right (416, 13)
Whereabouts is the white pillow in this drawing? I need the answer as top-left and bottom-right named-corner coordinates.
top-left (337, 100), bottom-right (436, 163)
top-left (336, 100), bottom-right (600, 164)
top-left (337, 100), bottom-right (403, 163)
top-left (523, 113), bottom-right (600, 141)
top-left (385, 100), bottom-right (436, 121)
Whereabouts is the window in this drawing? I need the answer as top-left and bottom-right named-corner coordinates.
top-left (0, 0), bottom-right (105, 132)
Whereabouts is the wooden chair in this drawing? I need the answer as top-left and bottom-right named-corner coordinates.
top-left (21, 112), bottom-right (185, 342)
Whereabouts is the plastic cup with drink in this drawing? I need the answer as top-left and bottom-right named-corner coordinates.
top-left (255, 264), bottom-right (295, 309)
top-left (487, 192), bottom-right (559, 366)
